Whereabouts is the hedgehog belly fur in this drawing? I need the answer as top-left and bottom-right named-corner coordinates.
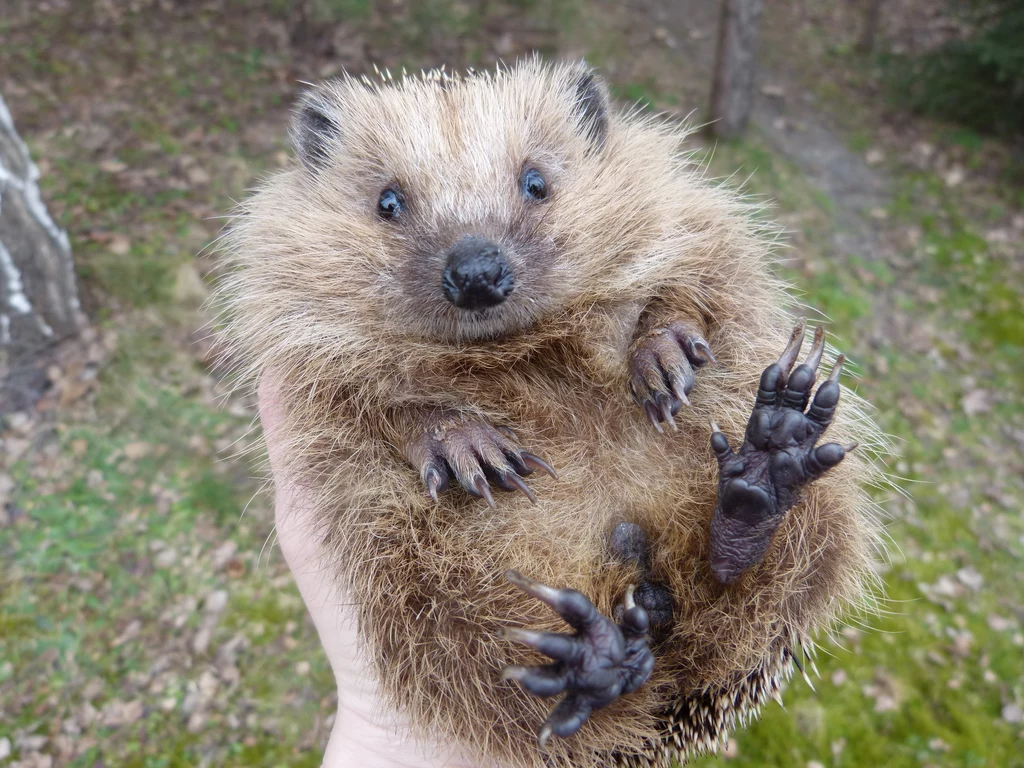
top-left (215, 58), bottom-right (887, 768)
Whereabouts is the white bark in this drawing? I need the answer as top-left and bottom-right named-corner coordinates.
top-left (0, 94), bottom-right (83, 358)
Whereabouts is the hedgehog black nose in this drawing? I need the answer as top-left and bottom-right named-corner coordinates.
top-left (442, 236), bottom-right (515, 310)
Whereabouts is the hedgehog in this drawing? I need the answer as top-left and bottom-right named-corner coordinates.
top-left (214, 58), bottom-right (886, 767)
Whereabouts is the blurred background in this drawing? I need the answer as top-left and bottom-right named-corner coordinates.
top-left (0, 0), bottom-right (1022, 766)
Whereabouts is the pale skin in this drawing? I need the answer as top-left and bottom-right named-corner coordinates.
top-left (260, 378), bottom-right (495, 768)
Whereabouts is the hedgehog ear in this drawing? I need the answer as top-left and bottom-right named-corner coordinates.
top-left (292, 94), bottom-right (341, 172)
top-left (568, 64), bottom-right (610, 150)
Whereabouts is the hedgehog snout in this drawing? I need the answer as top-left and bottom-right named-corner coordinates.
top-left (441, 236), bottom-right (515, 310)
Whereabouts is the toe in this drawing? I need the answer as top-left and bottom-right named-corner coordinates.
top-left (544, 694), bottom-right (594, 742)
top-left (506, 571), bottom-right (603, 632)
top-left (502, 663), bottom-right (569, 698)
top-left (503, 628), bottom-right (582, 664)
top-left (804, 441), bottom-right (851, 480)
top-left (782, 364), bottom-right (816, 410)
top-left (667, 321), bottom-right (716, 367)
top-left (807, 375), bottom-right (842, 429)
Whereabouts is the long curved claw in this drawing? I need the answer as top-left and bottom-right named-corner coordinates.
top-left (426, 468), bottom-right (444, 503)
top-left (623, 584), bottom-right (637, 611)
top-left (777, 317), bottom-right (808, 376)
top-left (670, 377), bottom-right (691, 407)
top-left (506, 473), bottom-right (538, 504)
top-left (539, 724), bottom-right (553, 751)
top-left (657, 395), bottom-right (678, 431)
top-left (473, 475), bottom-right (496, 508)
top-left (804, 325), bottom-right (826, 376)
top-left (686, 337), bottom-right (717, 366)
top-left (506, 569), bottom-right (563, 607)
top-left (520, 452), bottom-right (558, 480)
top-left (644, 402), bottom-right (665, 434)
top-left (827, 354), bottom-right (845, 383)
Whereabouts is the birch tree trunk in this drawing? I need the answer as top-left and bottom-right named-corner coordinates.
top-left (0, 94), bottom-right (85, 409)
top-left (708, 0), bottom-right (766, 139)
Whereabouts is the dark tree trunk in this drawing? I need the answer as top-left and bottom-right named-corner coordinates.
top-left (0, 94), bottom-right (85, 410)
top-left (708, 0), bottom-right (766, 139)
top-left (857, 0), bottom-right (884, 52)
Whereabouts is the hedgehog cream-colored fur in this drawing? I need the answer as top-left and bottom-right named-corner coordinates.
top-left (215, 59), bottom-right (886, 767)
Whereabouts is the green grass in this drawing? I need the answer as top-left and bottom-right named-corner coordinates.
top-left (0, 350), bottom-right (333, 766)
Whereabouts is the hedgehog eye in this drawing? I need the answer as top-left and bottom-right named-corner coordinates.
top-left (377, 187), bottom-right (406, 220)
top-left (521, 168), bottom-right (548, 201)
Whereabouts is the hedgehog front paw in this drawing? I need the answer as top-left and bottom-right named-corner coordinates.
top-left (629, 321), bottom-right (715, 433)
top-left (709, 319), bottom-right (857, 585)
top-left (406, 414), bottom-right (557, 507)
top-left (501, 570), bottom-right (654, 749)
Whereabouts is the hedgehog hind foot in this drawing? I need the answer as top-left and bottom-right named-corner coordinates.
top-left (502, 570), bottom-right (655, 749)
top-left (709, 320), bottom-right (858, 585)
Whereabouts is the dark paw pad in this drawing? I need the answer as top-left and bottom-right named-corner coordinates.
top-left (501, 570), bottom-right (655, 749)
top-left (709, 319), bottom-right (856, 585)
top-left (407, 416), bottom-right (556, 507)
top-left (629, 321), bottom-right (715, 433)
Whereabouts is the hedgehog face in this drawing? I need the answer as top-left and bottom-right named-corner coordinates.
top-left (287, 60), bottom-right (611, 343)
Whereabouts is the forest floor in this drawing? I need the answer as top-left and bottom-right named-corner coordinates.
top-left (1, 1), bottom-right (1022, 767)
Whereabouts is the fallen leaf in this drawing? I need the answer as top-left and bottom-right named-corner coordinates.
top-left (109, 233), bottom-right (131, 255)
top-left (123, 442), bottom-right (152, 460)
top-left (101, 698), bottom-right (144, 727)
top-left (988, 614), bottom-right (1015, 631)
top-left (155, 548), bottom-right (177, 568)
top-left (192, 626), bottom-right (213, 655)
top-left (226, 557), bottom-right (247, 579)
top-left (204, 590), bottom-right (229, 615)
top-left (962, 389), bottom-right (992, 416)
top-left (113, 619), bottom-right (142, 648)
top-left (212, 540), bottom-right (238, 569)
top-left (16, 735), bottom-right (47, 752)
top-left (187, 166), bottom-right (211, 186)
top-left (956, 567), bottom-right (984, 591)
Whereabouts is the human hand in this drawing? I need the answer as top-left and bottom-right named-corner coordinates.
top-left (259, 377), bottom-right (488, 768)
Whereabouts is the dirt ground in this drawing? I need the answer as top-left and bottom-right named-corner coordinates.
top-left (1, 1), bottom-right (1022, 766)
